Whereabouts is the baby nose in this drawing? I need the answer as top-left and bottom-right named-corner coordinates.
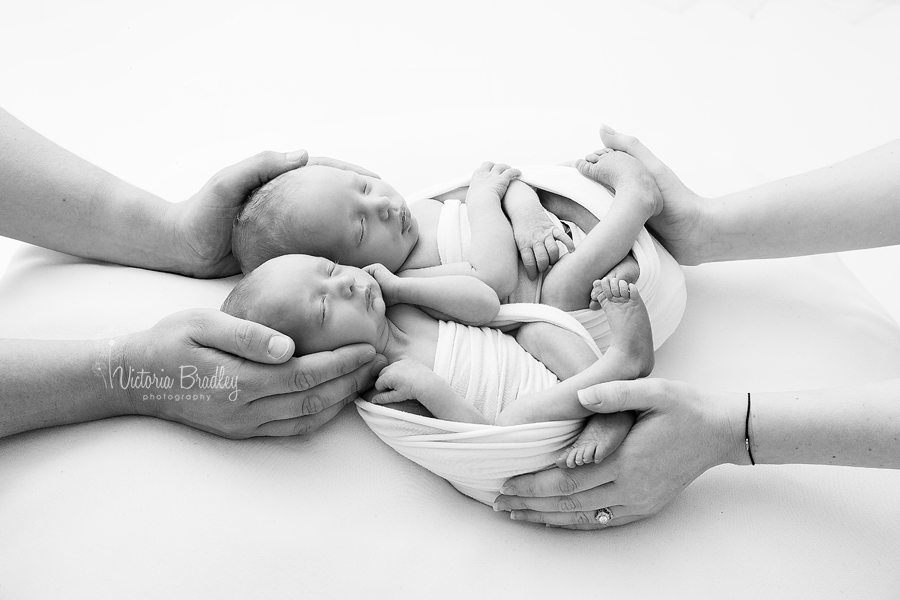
top-left (375, 196), bottom-right (393, 220)
top-left (333, 274), bottom-right (356, 298)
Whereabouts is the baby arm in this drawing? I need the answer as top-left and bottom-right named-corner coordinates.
top-left (460, 162), bottom-right (521, 298)
top-left (365, 264), bottom-right (500, 326)
top-left (370, 358), bottom-right (490, 424)
top-left (502, 180), bottom-right (576, 280)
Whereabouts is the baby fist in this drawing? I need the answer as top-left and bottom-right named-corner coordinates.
top-left (363, 263), bottom-right (400, 305)
top-left (469, 161), bottom-right (521, 199)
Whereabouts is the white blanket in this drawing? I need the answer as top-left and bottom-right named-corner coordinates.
top-left (359, 303), bottom-right (602, 504)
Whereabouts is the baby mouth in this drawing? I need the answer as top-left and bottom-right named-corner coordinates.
top-left (365, 285), bottom-right (373, 310)
top-left (399, 205), bottom-right (409, 234)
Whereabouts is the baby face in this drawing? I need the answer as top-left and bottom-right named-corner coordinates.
top-left (286, 166), bottom-right (419, 272)
top-left (271, 254), bottom-right (389, 355)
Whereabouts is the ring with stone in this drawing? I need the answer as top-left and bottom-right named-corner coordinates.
top-left (595, 507), bottom-right (613, 525)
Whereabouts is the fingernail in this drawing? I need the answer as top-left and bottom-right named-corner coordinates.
top-left (358, 348), bottom-right (376, 365)
top-left (599, 123), bottom-right (617, 135)
top-left (509, 512), bottom-right (518, 521)
top-left (493, 502), bottom-right (507, 512)
top-left (267, 336), bottom-right (291, 359)
top-left (285, 149), bottom-right (307, 162)
top-left (577, 389), bottom-right (595, 406)
top-left (499, 485), bottom-right (514, 495)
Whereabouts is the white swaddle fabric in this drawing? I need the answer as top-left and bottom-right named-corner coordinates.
top-left (358, 302), bottom-right (603, 505)
top-left (358, 166), bottom-right (687, 506)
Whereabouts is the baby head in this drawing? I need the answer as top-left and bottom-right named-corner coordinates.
top-left (221, 254), bottom-right (389, 356)
top-left (232, 165), bottom-right (419, 273)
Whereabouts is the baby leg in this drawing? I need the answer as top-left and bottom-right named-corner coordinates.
top-left (496, 277), bottom-right (653, 426)
top-left (559, 278), bottom-right (655, 466)
top-left (514, 321), bottom-right (599, 381)
top-left (540, 150), bottom-right (661, 311)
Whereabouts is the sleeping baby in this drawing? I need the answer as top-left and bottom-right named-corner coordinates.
top-left (229, 149), bottom-right (663, 464)
top-left (221, 254), bottom-right (654, 467)
top-left (231, 149), bottom-right (661, 320)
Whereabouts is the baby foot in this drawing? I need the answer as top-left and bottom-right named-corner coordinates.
top-left (555, 411), bottom-right (636, 468)
top-left (561, 434), bottom-right (603, 468)
top-left (468, 161), bottom-right (521, 201)
top-left (594, 277), bottom-right (654, 379)
top-left (590, 255), bottom-right (640, 310)
top-left (576, 149), bottom-right (663, 217)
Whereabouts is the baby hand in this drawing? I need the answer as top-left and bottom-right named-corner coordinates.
top-left (468, 161), bottom-right (521, 201)
top-left (363, 263), bottom-right (401, 305)
top-left (370, 358), bottom-right (436, 405)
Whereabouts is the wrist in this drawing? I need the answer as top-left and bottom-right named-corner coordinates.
top-left (715, 390), bottom-right (754, 466)
top-left (97, 333), bottom-right (149, 419)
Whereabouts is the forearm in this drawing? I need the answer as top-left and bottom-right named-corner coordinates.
top-left (465, 187), bottom-right (519, 297)
top-left (395, 275), bottom-right (500, 325)
top-left (0, 108), bottom-right (181, 271)
top-left (414, 377), bottom-right (490, 424)
top-left (701, 138), bottom-right (900, 263)
top-left (749, 380), bottom-right (900, 468)
top-left (0, 338), bottom-right (129, 439)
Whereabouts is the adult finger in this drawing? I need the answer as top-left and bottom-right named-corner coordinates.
top-left (248, 385), bottom-right (359, 420)
top-left (307, 156), bottom-right (381, 179)
top-left (187, 309), bottom-right (297, 364)
top-left (253, 396), bottom-right (352, 436)
top-left (273, 359), bottom-right (383, 412)
top-left (520, 247), bottom-right (539, 281)
top-left (508, 504), bottom-right (641, 527)
top-left (499, 460), bottom-right (615, 499)
top-left (597, 124), bottom-right (667, 174)
top-left (282, 344), bottom-right (379, 392)
top-left (495, 471), bottom-right (618, 512)
top-left (577, 379), bottom-right (667, 415)
top-left (209, 150), bottom-right (309, 201)
top-left (557, 515), bottom-right (645, 530)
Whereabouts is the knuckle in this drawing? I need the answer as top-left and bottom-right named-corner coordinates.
top-left (207, 169), bottom-right (231, 193)
top-left (573, 511), bottom-right (594, 525)
top-left (232, 321), bottom-right (257, 353)
top-left (293, 418), bottom-right (317, 436)
top-left (301, 394), bottom-right (324, 415)
top-left (556, 496), bottom-right (580, 512)
top-left (555, 473), bottom-right (579, 496)
top-left (292, 368), bottom-right (320, 391)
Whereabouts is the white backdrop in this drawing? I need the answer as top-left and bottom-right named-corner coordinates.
top-left (2, 2), bottom-right (900, 598)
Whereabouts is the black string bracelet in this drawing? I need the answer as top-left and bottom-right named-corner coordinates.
top-left (745, 392), bottom-right (756, 466)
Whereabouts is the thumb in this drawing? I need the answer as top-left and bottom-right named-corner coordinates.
top-left (190, 310), bottom-right (296, 364)
top-left (577, 379), bottom-right (659, 413)
top-left (208, 149), bottom-right (309, 205)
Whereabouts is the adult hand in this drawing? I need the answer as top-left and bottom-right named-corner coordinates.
top-left (167, 152), bottom-right (382, 279)
top-left (112, 309), bottom-right (384, 438)
top-left (575, 125), bottom-right (708, 266)
top-left (510, 201), bottom-right (575, 280)
top-left (494, 379), bottom-right (747, 529)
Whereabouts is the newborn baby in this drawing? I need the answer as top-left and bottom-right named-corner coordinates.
top-left (231, 150), bottom-right (661, 318)
top-left (221, 254), bottom-right (654, 466)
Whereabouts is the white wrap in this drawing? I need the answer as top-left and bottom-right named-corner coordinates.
top-left (358, 303), bottom-right (603, 504)
top-left (357, 166), bottom-right (686, 505)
